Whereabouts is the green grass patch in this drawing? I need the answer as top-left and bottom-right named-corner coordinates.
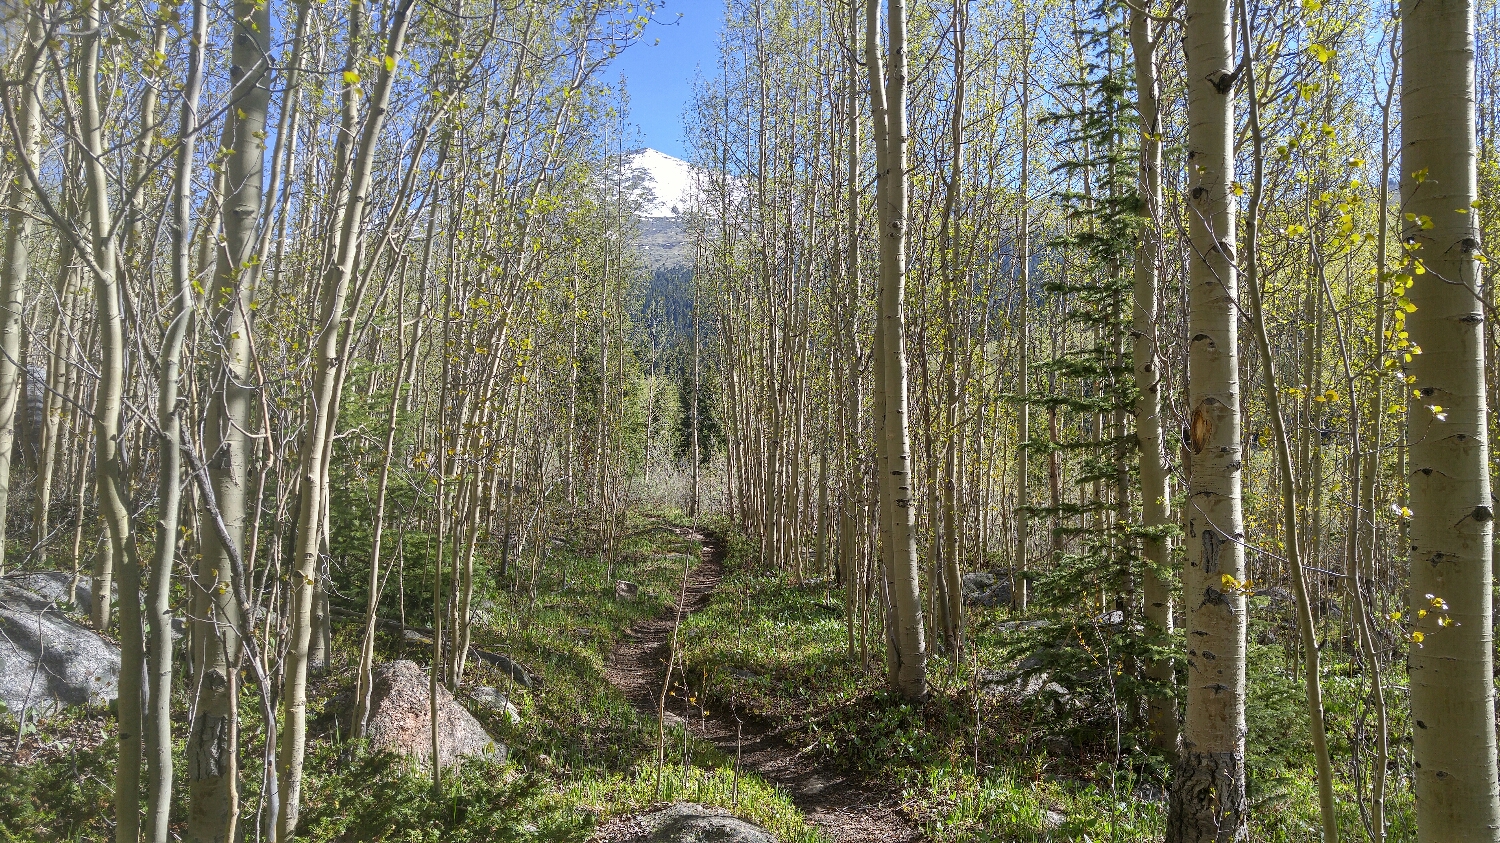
top-left (675, 525), bottom-right (1414, 842)
top-left (0, 512), bottom-right (822, 842)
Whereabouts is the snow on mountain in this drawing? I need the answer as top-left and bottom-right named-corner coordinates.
top-left (627, 148), bottom-right (698, 218)
top-left (624, 148), bottom-right (699, 271)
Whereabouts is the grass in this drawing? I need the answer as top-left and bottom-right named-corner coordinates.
top-left (0, 510), bottom-right (825, 842)
top-left (0, 510), bottom-right (1416, 842)
top-left (674, 522), bottom-right (1417, 842)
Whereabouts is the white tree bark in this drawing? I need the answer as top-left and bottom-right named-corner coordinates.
top-left (0, 2), bottom-right (44, 577)
top-left (149, 3), bottom-right (207, 839)
top-left (1128, 1), bottom-right (1178, 757)
top-left (1167, 0), bottom-right (1248, 838)
top-left (867, 0), bottom-right (926, 701)
top-left (1401, 1), bottom-right (1500, 838)
top-left (277, 1), bottom-right (417, 833)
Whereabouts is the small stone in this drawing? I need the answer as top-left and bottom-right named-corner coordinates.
top-left (634, 803), bottom-right (775, 843)
top-left (616, 580), bottom-right (640, 602)
top-left (467, 685), bottom-right (521, 724)
top-left (1043, 735), bottom-right (1073, 759)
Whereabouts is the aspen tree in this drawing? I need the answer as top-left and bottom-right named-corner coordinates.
top-left (1401, 0), bottom-right (1500, 838)
top-left (867, 0), bottom-right (926, 701)
top-left (278, 1), bottom-right (417, 832)
top-left (1237, 0), bottom-right (1336, 834)
top-left (62, 0), bottom-right (151, 833)
top-left (1167, 0), bottom-right (1248, 838)
top-left (190, 0), bottom-right (272, 832)
top-left (840, 0), bottom-right (865, 664)
top-left (1350, 45), bottom-right (1400, 843)
top-left (146, 3), bottom-right (206, 840)
top-left (1014, 15), bottom-right (1032, 613)
top-left (1128, 0), bottom-right (1177, 756)
top-left (0, 2), bottom-right (43, 577)
top-left (936, 0), bottom-right (966, 656)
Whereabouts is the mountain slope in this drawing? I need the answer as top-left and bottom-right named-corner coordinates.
top-left (626, 148), bottom-right (696, 272)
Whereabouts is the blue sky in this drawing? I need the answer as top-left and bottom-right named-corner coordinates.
top-left (610, 0), bottom-right (724, 159)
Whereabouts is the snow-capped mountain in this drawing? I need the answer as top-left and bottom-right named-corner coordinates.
top-left (625, 148), bottom-right (697, 271)
top-left (628, 148), bottom-right (697, 219)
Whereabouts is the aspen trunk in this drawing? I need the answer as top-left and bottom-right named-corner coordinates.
top-left (842, 0), bottom-right (864, 664)
top-left (1237, 3), bottom-right (1337, 833)
top-left (189, 0), bottom-right (272, 833)
top-left (1167, 0), bottom-right (1248, 838)
top-left (70, 2), bottom-right (147, 835)
top-left (150, 5), bottom-right (206, 839)
top-left (1128, 2), bottom-right (1178, 756)
top-left (1401, 2), bottom-right (1500, 838)
top-left (868, 0), bottom-right (926, 701)
top-left (277, 3), bottom-right (416, 833)
top-left (1013, 31), bottom-right (1031, 613)
top-left (0, 6), bottom-right (43, 576)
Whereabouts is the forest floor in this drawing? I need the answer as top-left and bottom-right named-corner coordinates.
top-left (596, 525), bottom-right (923, 842)
top-left (0, 511), bottom-right (1397, 842)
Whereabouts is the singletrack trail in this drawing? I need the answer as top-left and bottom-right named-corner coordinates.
top-left (601, 526), bottom-right (925, 843)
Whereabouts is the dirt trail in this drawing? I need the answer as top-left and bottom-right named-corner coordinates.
top-left (602, 527), bottom-right (925, 843)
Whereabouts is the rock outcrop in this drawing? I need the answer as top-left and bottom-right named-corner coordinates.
top-left (612, 803), bottom-right (776, 843)
top-left (362, 660), bottom-right (504, 769)
top-left (961, 571), bottom-right (1013, 608)
top-left (4, 571), bottom-right (99, 617)
top-left (0, 578), bottom-right (120, 716)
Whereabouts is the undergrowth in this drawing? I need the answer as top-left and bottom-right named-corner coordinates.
top-left (0, 511), bottom-right (824, 842)
top-left (677, 523), bottom-right (1417, 842)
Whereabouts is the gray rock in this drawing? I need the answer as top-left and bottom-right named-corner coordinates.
top-left (994, 619), bottom-right (1050, 632)
top-left (981, 669), bottom-right (1049, 698)
top-left (981, 665), bottom-right (1072, 714)
top-left (0, 579), bottom-right (120, 716)
top-left (470, 648), bottom-right (539, 689)
top-left (961, 571), bottom-right (1016, 608)
top-left (1, 573), bottom-right (180, 641)
top-left (1042, 681), bottom-right (1072, 700)
top-left (467, 685), bottom-right (521, 724)
top-left (1095, 609), bottom-right (1125, 626)
top-left (960, 571), bottom-right (996, 593)
top-left (1255, 587), bottom-right (1294, 605)
top-left (637, 803), bottom-right (774, 843)
top-left (4, 571), bottom-right (99, 616)
top-left (616, 580), bottom-right (640, 602)
top-left (966, 582), bottom-right (1013, 609)
top-left (363, 660), bottom-right (505, 769)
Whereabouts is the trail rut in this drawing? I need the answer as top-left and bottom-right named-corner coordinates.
top-left (601, 527), bottom-right (925, 843)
